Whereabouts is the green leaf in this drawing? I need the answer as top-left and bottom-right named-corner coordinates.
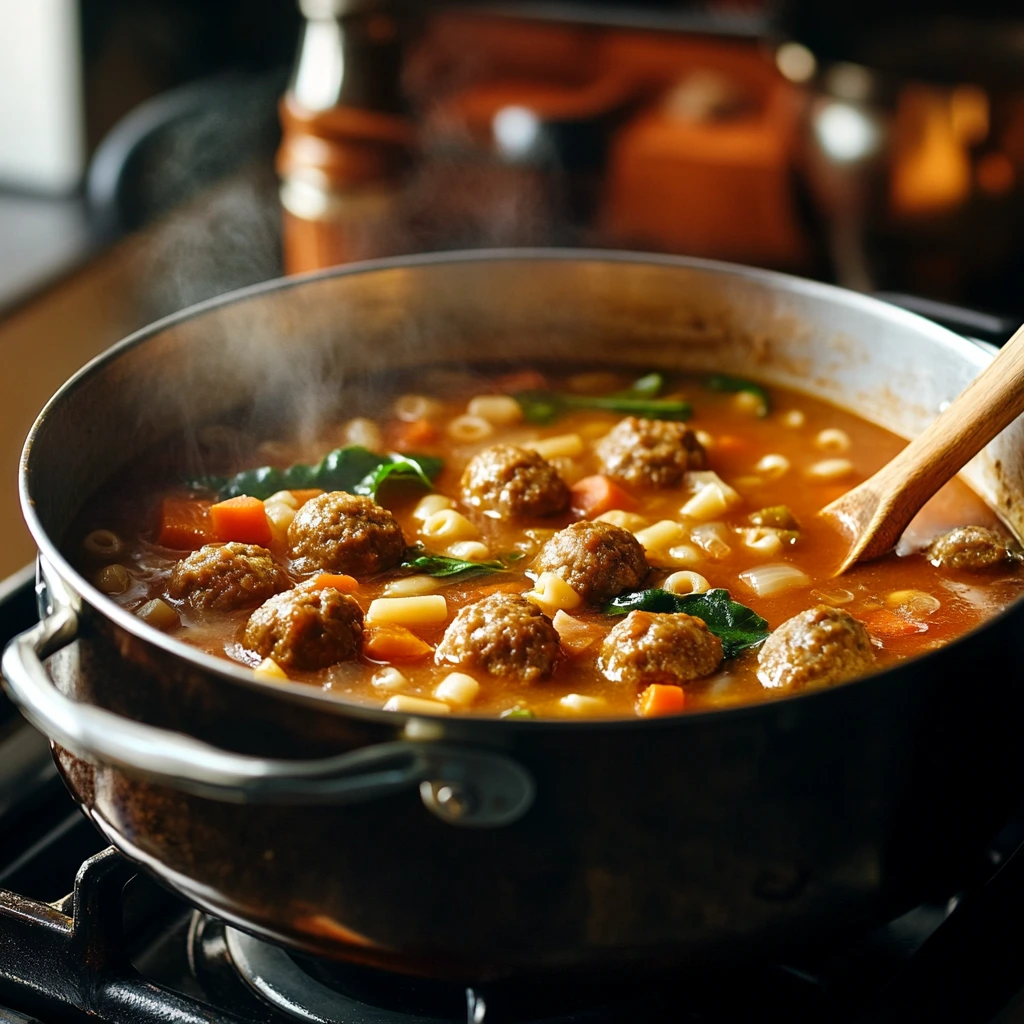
top-left (602, 587), bottom-right (770, 659)
top-left (515, 370), bottom-right (690, 425)
top-left (500, 706), bottom-right (536, 720)
top-left (706, 374), bottom-right (770, 416)
top-left (400, 550), bottom-right (508, 580)
top-left (189, 447), bottom-right (443, 502)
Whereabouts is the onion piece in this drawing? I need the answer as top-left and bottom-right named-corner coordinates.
top-left (739, 563), bottom-right (811, 597)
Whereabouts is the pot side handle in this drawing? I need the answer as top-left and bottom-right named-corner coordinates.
top-left (0, 601), bottom-right (534, 828)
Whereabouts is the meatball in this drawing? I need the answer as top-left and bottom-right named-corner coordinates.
top-left (595, 416), bottom-right (707, 488)
top-left (533, 520), bottom-right (648, 604)
top-left (757, 605), bottom-right (875, 691)
top-left (288, 491), bottom-right (405, 576)
top-left (927, 525), bottom-right (1022, 572)
top-left (246, 588), bottom-right (364, 671)
top-left (435, 593), bottom-right (560, 682)
top-left (460, 444), bottom-right (570, 518)
top-left (599, 611), bottom-right (723, 686)
top-left (168, 543), bottom-right (288, 613)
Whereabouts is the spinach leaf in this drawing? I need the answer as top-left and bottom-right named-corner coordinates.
top-left (706, 374), bottom-right (770, 417)
top-left (500, 706), bottom-right (536, 720)
top-left (515, 371), bottom-right (690, 425)
top-left (190, 447), bottom-right (443, 502)
top-left (602, 587), bottom-right (770, 658)
top-left (400, 550), bottom-right (509, 579)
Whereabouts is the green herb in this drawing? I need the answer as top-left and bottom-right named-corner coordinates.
top-left (500, 707), bottom-right (535, 720)
top-left (190, 447), bottom-right (443, 502)
top-left (400, 550), bottom-right (509, 580)
top-left (602, 587), bottom-right (770, 658)
top-left (515, 371), bottom-right (691, 425)
top-left (707, 374), bottom-right (770, 417)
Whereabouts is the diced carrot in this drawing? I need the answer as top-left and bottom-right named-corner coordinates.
top-left (301, 573), bottom-right (359, 594)
top-left (493, 369), bottom-right (547, 392)
top-left (862, 608), bottom-right (928, 640)
top-left (289, 489), bottom-right (324, 506)
top-left (158, 498), bottom-right (213, 550)
top-left (209, 495), bottom-right (272, 546)
top-left (363, 624), bottom-right (434, 662)
top-left (714, 435), bottom-right (747, 454)
top-left (392, 418), bottom-right (439, 449)
top-left (637, 684), bottom-right (686, 718)
top-left (570, 474), bottom-right (636, 517)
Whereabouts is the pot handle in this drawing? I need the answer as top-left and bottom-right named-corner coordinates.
top-left (0, 580), bottom-right (534, 828)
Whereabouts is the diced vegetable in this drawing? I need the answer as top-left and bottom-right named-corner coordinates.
top-left (158, 498), bottom-right (213, 550)
top-left (560, 693), bottom-right (607, 713)
top-left (363, 624), bottom-right (434, 661)
top-left (135, 598), bottom-right (179, 630)
top-left (366, 596), bottom-right (448, 627)
top-left (382, 695), bottom-right (451, 715)
top-left (738, 563), bottom-right (811, 598)
top-left (301, 573), bottom-right (359, 593)
top-left (434, 672), bottom-right (481, 707)
top-left (254, 657), bottom-right (288, 680)
top-left (570, 475), bottom-right (637, 517)
top-left (94, 564), bottom-right (130, 595)
top-left (372, 667), bottom-right (408, 691)
top-left (706, 375), bottom-right (770, 416)
top-left (209, 495), bottom-right (272, 546)
top-left (515, 372), bottom-right (691, 425)
top-left (603, 588), bottom-right (770, 658)
top-left (290, 489), bottom-right (325, 506)
top-left (638, 683), bottom-right (686, 717)
top-left (862, 608), bottom-right (928, 639)
top-left (748, 506), bottom-right (800, 531)
top-left (525, 572), bottom-right (582, 616)
top-left (551, 610), bottom-right (604, 653)
top-left (391, 417), bottom-right (439, 449)
top-left (500, 706), bottom-right (535, 719)
top-left (190, 446), bottom-right (443, 502)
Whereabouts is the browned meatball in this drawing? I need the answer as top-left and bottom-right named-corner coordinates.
top-left (600, 611), bottom-right (723, 686)
top-left (533, 520), bottom-right (648, 604)
top-left (757, 605), bottom-right (875, 691)
top-left (435, 593), bottom-right (560, 682)
top-left (245, 588), bottom-right (364, 671)
top-left (460, 444), bottom-right (570, 518)
top-left (927, 525), bottom-right (1023, 572)
top-left (168, 543), bottom-right (288, 613)
top-left (595, 416), bottom-right (707, 488)
top-left (288, 491), bottom-right (405, 576)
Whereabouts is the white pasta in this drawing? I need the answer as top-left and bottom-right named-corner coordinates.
top-left (447, 415), bottom-right (494, 443)
top-left (435, 672), bottom-right (481, 707)
top-left (383, 575), bottom-right (439, 597)
top-left (372, 667), bottom-right (409, 692)
top-left (254, 657), bottom-right (288, 681)
top-left (664, 544), bottom-right (703, 568)
top-left (733, 390), bottom-right (766, 416)
top-left (780, 409), bottom-right (806, 428)
top-left (421, 509), bottom-right (479, 543)
top-left (446, 541), bottom-right (491, 561)
top-left (596, 510), bottom-right (647, 531)
top-left (739, 563), bottom-right (811, 597)
top-left (560, 693), bottom-right (607, 713)
top-left (135, 598), bottom-right (179, 630)
top-left (815, 428), bottom-right (851, 453)
top-left (740, 528), bottom-right (783, 557)
top-left (393, 394), bottom-right (443, 421)
top-left (83, 529), bottom-right (123, 558)
top-left (527, 433), bottom-right (585, 460)
top-left (524, 572), bottom-right (582, 616)
top-left (663, 570), bottom-right (711, 595)
top-left (412, 493), bottom-right (455, 521)
top-left (633, 519), bottom-right (688, 553)
top-left (807, 458), bottom-right (854, 481)
top-left (343, 417), bottom-right (384, 451)
top-left (366, 596), bottom-right (448, 627)
top-left (467, 395), bottom-right (523, 426)
top-left (754, 453), bottom-right (790, 479)
top-left (383, 695), bottom-right (451, 715)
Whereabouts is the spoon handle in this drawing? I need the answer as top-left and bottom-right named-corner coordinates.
top-left (828, 322), bottom-right (1024, 570)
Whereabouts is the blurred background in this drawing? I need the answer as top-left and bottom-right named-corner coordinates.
top-left (1, 0), bottom-right (1023, 573)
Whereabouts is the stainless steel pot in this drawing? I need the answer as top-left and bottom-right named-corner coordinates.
top-left (4, 250), bottom-right (1024, 978)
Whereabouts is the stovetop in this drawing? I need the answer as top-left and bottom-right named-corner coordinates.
top-left (3, 567), bottom-right (1024, 1024)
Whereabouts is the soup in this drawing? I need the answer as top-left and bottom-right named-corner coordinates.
top-left (67, 367), bottom-right (1024, 719)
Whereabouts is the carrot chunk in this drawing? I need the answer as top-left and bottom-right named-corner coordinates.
top-left (637, 684), bottom-right (686, 717)
top-left (158, 498), bottom-right (213, 550)
top-left (209, 495), bottom-right (272, 546)
top-left (289, 489), bottom-right (324, 506)
top-left (363, 624), bottom-right (434, 662)
top-left (862, 608), bottom-right (928, 640)
top-left (301, 573), bottom-right (359, 594)
top-left (570, 475), bottom-right (637, 517)
top-left (392, 417), bottom-right (439, 449)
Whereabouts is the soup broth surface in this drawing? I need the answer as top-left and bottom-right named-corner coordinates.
top-left (67, 366), bottom-right (1024, 718)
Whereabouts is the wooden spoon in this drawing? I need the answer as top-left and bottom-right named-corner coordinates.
top-left (822, 323), bottom-right (1024, 575)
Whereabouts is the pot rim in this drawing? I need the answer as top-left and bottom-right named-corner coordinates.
top-left (20, 247), bottom-right (1014, 731)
